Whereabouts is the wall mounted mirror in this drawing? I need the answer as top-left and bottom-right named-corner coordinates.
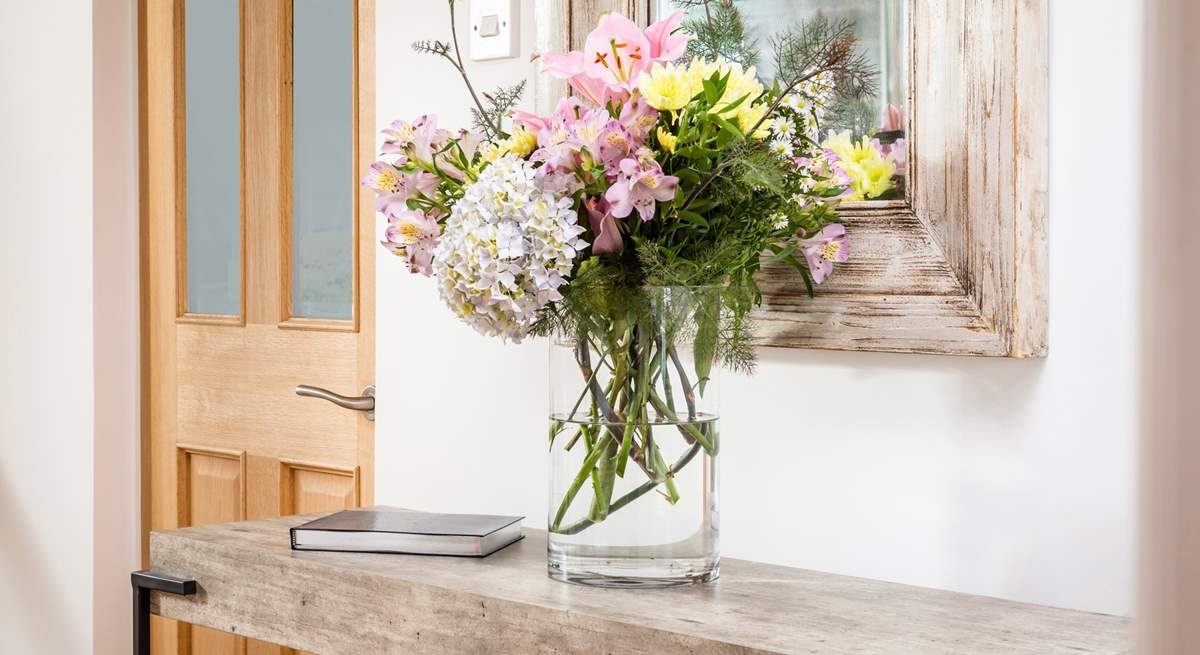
top-left (535, 0), bottom-right (1048, 357)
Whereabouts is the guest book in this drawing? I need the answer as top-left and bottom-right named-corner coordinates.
top-left (290, 510), bottom-right (524, 557)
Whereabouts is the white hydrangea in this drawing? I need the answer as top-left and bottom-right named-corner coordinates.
top-left (432, 154), bottom-right (587, 342)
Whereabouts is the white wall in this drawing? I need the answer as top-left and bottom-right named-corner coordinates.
top-left (0, 1), bottom-right (97, 652)
top-left (0, 0), bottom-right (140, 652)
top-left (376, 0), bottom-right (1140, 615)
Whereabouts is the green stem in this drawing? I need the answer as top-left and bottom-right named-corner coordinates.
top-left (667, 345), bottom-right (698, 421)
top-left (647, 389), bottom-right (716, 455)
top-left (552, 442), bottom-right (704, 536)
top-left (615, 327), bottom-right (651, 477)
top-left (551, 433), bottom-right (613, 532)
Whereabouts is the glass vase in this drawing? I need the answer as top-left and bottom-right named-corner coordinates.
top-left (546, 286), bottom-right (721, 587)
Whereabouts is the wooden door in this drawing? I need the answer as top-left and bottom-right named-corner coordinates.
top-left (140, 0), bottom-right (375, 653)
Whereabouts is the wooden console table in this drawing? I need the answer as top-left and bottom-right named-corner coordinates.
top-left (138, 510), bottom-right (1131, 654)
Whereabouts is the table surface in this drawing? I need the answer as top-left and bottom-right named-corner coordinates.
top-left (150, 509), bottom-right (1131, 655)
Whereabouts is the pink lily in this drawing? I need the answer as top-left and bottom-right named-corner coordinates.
top-left (511, 109), bottom-right (554, 133)
top-left (644, 11), bottom-right (693, 62)
top-left (582, 13), bottom-right (652, 91)
top-left (605, 152), bottom-right (678, 221)
top-left (537, 51), bottom-right (625, 107)
top-left (584, 196), bottom-right (624, 255)
top-left (800, 224), bottom-right (849, 284)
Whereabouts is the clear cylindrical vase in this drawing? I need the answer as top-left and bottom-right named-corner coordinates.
top-left (546, 286), bottom-right (721, 587)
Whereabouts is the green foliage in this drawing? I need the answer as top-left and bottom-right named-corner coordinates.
top-left (470, 81), bottom-right (526, 138)
top-left (772, 15), bottom-right (878, 101)
top-left (678, 1), bottom-right (760, 69)
top-left (826, 95), bottom-right (879, 137)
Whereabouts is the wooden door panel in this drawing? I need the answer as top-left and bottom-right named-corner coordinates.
top-left (143, 0), bottom-right (375, 653)
top-left (281, 462), bottom-right (360, 515)
top-left (176, 445), bottom-right (248, 654)
top-left (176, 324), bottom-right (359, 464)
top-left (177, 445), bottom-right (247, 526)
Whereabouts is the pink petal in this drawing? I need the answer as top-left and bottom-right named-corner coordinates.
top-left (645, 10), bottom-right (692, 62)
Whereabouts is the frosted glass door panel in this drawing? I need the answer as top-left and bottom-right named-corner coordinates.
top-left (184, 0), bottom-right (242, 316)
top-left (291, 0), bottom-right (355, 320)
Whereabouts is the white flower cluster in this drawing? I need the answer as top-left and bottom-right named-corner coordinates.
top-left (432, 154), bottom-right (588, 342)
top-left (773, 71), bottom-right (837, 150)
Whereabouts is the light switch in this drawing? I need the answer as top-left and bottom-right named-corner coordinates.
top-left (469, 0), bottom-right (519, 61)
top-left (479, 14), bottom-right (500, 38)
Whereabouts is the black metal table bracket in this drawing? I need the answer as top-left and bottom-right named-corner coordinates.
top-left (132, 570), bottom-right (197, 655)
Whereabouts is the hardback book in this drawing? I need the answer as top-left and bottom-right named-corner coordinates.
top-left (290, 509), bottom-right (524, 557)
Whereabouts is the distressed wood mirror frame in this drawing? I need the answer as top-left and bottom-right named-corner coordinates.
top-left (534, 0), bottom-right (1048, 357)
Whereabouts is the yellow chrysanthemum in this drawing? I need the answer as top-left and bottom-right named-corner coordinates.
top-left (687, 58), bottom-right (768, 138)
top-left (717, 60), bottom-right (764, 110)
top-left (822, 130), bottom-right (896, 201)
top-left (734, 102), bottom-right (771, 140)
top-left (504, 128), bottom-right (538, 158)
top-left (479, 143), bottom-right (504, 164)
top-left (637, 62), bottom-right (696, 111)
top-left (656, 127), bottom-right (678, 154)
top-left (685, 57), bottom-right (718, 90)
top-left (478, 128), bottom-right (538, 167)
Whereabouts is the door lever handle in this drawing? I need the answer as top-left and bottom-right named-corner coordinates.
top-left (295, 384), bottom-right (375, 421)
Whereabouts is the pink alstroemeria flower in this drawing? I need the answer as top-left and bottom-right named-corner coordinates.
top-left (567, 107), bottom-right (613, 165)
top-left (887, 138), bottom-right (907, 176)
top-left (605, 153), bottom-right (678, 221)
top-left (618, 93), bottom-right (660, 140)
top-left (644, 11), bottom-right (693, 62)
top-left (597, 120), bottom-right (640, 176)
top-left (408, 115), bottom-right (452, 167)
top-left (584, 196), bottom-right (624, 255)
top-left (800, 224), bottom-right (849, 284)
top-left (381, 118), bottom-right (420, 155)
top-left (535, 165), bottom-right (584, 196)
top-left (362, 162), bottom-right (438, 214)
top-left (381, 209), bottom-right (440, 276)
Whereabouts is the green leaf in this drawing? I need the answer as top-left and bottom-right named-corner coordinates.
top-left (677, 210), bottom-right (709, 229)
top-left (766, 242), bottom-right (799, 263)
top-left (693, 301), bottom-right (720, 396)
top-left (674, 146), bottom-right (719, 159)
top-left (712, 115), bottom-right (745, 141)
top-left (675, 168), bottom-right (701, 186)
top-left (782, 253), bottom-right (816, 297)
top-left (715, 91), bottom-right (752, 115)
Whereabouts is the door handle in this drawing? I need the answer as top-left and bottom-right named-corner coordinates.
top-left (295, 384), bottom-right (375, 421)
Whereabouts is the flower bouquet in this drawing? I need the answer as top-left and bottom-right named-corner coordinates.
top-left (366, 1), bottom-right (900, 586)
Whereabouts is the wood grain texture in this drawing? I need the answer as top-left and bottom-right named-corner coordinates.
top-left (532, 0), bottom-right (569, 116)
top-left (141, 1), bottom-right (377, 651)
top-left (547, 1), bottom-right (1049, 357)
top-left (150, 511), bottom-right (1129, 655)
